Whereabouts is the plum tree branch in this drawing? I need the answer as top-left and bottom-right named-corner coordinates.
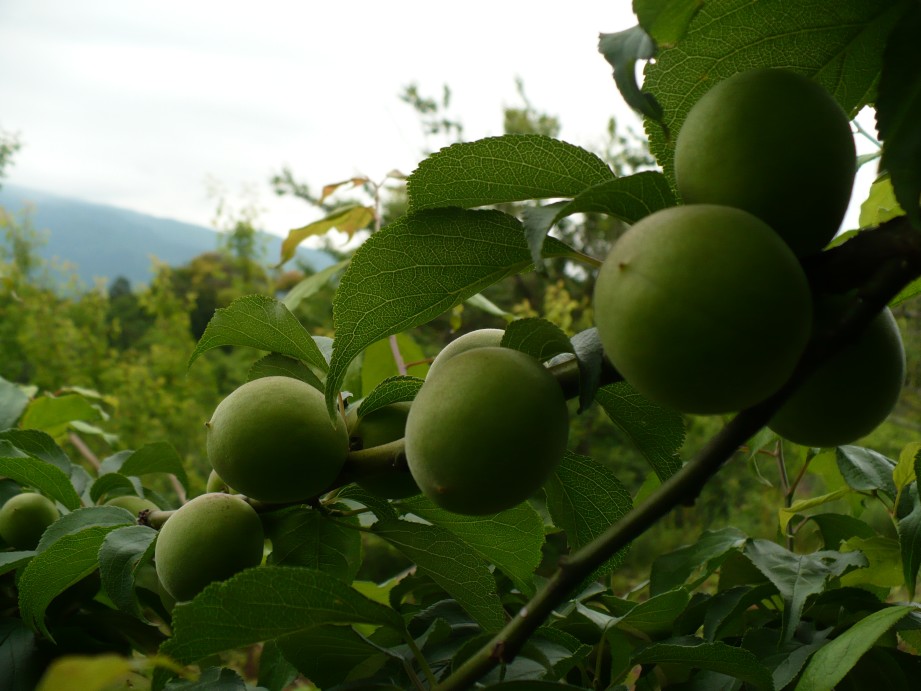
top-left (437, 216), bottom-right (921, 690)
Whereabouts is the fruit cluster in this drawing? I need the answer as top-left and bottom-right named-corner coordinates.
top-left (593, 68), bottom-right (905, 445)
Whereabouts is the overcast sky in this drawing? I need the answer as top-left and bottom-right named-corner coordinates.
top-left (0, 1), bottom-right (876, 240)
top-left (0, 1), bottom-right (646, 237)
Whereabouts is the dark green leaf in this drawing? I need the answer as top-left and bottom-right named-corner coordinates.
top-left (248, 354), bottom-right (323, 391)
top-left (596, 382), bottom-right (685, 482)
top-left (161, 566), bottom-right (405, 664)
top-left (618, 587), bottom-right (691, 636)
top-left (0, 430), bottom-right (71, 473)
top-left (501, 318), bottom-right (574, 363)
top-left (37, 506), bottom-right (136, 552)
top-left (0, 457), bottom-right (81, 511)
top-left (744, 538), bottom-right (868, 642)
top-left (809, 512), bottom-right (877, 550)
top-left (795, 605), bottom-right (912, 691)
top-left (263, 506), bottom-right (362, 583)
top-left (326, 208), bottom-right (575, 416)
top-left (256, 640), bottom-right (298, 691)
top-left (544, 451), bottom-right (633, 580)
top-left (357, 376), bottom-right (424, 419)
top-left (373, 517), bottom-right (506, 631)
top-left (632, 637), bottom-right (773, 689)
top-left (188, 294), bottom-right (328, 373)
top-left (897, 486), bottom-right (921, 597)
top-left (651, 528), bottom-right (747, 596)
top-left (598, 26), bottom-right (662, 121)
top-left (98, 525), bottom-right (158, 620)
top-left (0, 551), bottom-right (35, 576)
top-left (876, 3), bottom-right (921, 228)
top-left (703, 584), bottom-right (778, 641)
top-left (569, 328), bottom-right (605, 413)
top-left (0, 618), bottom-right (45, 691)
top-left (398, 494), bottom-right (544, 597)
top-left (836, 445), bottom-right (897, 496)
top-left (89, 473), bottom-right (138, 504)
top-left (163, 666), bottom-right (249, 690)
top-left (644, 0), bottom-right (907, 179)
top-left (407, 135), bottom-right (614, 210)
top-left (277, 625), bottom-right (384, 689)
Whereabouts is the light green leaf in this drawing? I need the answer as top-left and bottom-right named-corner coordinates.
top-left (795, 605), bottom-right (912, 691)
top-left (465, 292), bottom-right (516, 322)
top-left (356, 376), bottom-right (424, 419)
top-left (501, 318), bottom-right (574, 363)
top-left (632, 638), bottom-right (773, 689)
top-left (399, 494), bottom-right (544, 597)
top-left (836, 445), bottom-right (896, 497)
top-left (98, 525), bottom-right (158, 620)
top-left (407, 134), bottom-right (614, 210)
top-left (597, 27), bottom-right (662, 121)
top-left (361, 333), bottom-right (430, 395)
top-left (35, 655), bottom-right (135, 691)
top-left (189, 294), bottom-right (328, 373)
top-left (19, 525), bottom-right (126, 638)
top-left (596, 382), bottom-right (685, 481)
top-left (778, 489), bottom-right (852, 534)
top-left (248, 354), bottom-right (324, 391)
top-left (279, 206), bottom-right (374, 266)
top-left (645, 0), bottom-right (906, 178)
top-left (281, 258), bottom-right (350, 312)
top-left (894, 441), bottom-right (921, 491)
top-left (161, 566), bottom-right (405, 664)
top-left (840, 535), bottom-right (903, 589)
top-left (635, 0), bottom-right (705, 46)
top-left (0, 457), bottom-right (82, 511)
top-left (0, 376), bottom-right (29, 429)
top-left (19, 394), bottom-right (101, 437)
top-left (544, 451), bottom-right (633, 580)
top-left (263, 506), bottom-right (362, 583)
top-left (374, 517), bottom-right (506, 631)
top-left (859, 174), bottom-right (905, 228)
top-left (326, 208), bottom-right (575, 416)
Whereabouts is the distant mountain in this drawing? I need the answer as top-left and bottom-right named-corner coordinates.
top-left (0, 184), bottom-right (335, 288)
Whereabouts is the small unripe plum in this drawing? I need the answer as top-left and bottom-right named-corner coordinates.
top-left (769, 301), bottom-right (905, 447)
top-left (105, 495), bottom-right (160, 515)
top-left (0, 492), bottom-right (59, 550)
top-left (205, 469), bottom-right (236, 494)
top-left (405, 347), bottom-right (569, 515)
top-left (207, 376), bottom-right (349, 503)
top-left (154, 493), bottom-right (264, 602)
top-left (675, 68), bottom-right (856, 257)
top-left (593, 205), bottom-right (812, 414)
top-left (347, 402), bottom-right (419, 499)
top-left (427, 328), bottom-right (504, 379)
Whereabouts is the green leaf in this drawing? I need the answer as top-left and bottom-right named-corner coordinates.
top-left (35, 654), bottom-right (135, 691)
top-left (894, 441), bottom-right (921, 491)
top-left (876, 4), bottom-right (921, 228)
top-left (0, 429), bottom-right (71, 472)
top-left (37, 506), bottom-right (136, 551)
top-left (778, 489), bottom-right (852, 534)
top-left (263, 506), bottom-right (362, 583)
top-left (356, 376), bottom-right (424, 419)
top-left (522, 171), bottom-right (677, 265)
top-left (743, 538), bottom-right (868, 642)
top-left (897, 486), bottom-right (921, 597)
top-left (361, 333), bottom-right (430, 394)
top-left (100, 441), bottom-right (189, 493)
top-left (0, 376), bottom-right (29, 429)
top-left (19, 525), bottom-right (126, 638)
top-left (277, 625), bottom-right (384, 689)
top-left (248, 354), bottom-right (324, 391)
top-left (407, 134), bottom-right (614, 210)
top-left (650, 528), bottom-right (747, 596)
top-left (163, 666), bottom-right (247, 690)
top-left (279, 206), bottom-right (374, 266)
top-left (398, 494), bottom-right (544, 597)
top-left (161, 566), bottom-right (405, 664)
top-left (188, 294), bottom-right (328, 374)
top-left (644, 0), bottom-right (906, 179)
top-left (544, 451), bottom-right (633, 580)
top-left (0, 456), bottom-right (82, 511)
top-left (326, 208), bottom-right (575, 416)
top-left (0, 618), bottom-right (44, 691)
top-left (703, 584), bottom-right (778, 642)
top-left (859, 174), bottom-right (906, 228)
top-left (617, 587), bottom-right (691, 637)
top-left (89, 473), bottom-right (138, 504)
top-left (595, 382), bottom-right (685, 482)
top-left (373, 517), bottom-right (506, 631)
top-left (500, 318), bottom-right (574, 363)
top-left (570, 328), bottom-right (604, 413)
top-left (795, 605), bottom-right (913, 691)
top-left (635, 0), bottom-right (705, 46)
top-left (597, 27), bottom-right (662, 121)
top-left (809, 512), bottom-right (877, 550)
top-left (840, 535), bottom-right (903, 589)
top-left (0, 550), bottom-right (35, 576)
top-left (257, 640), bottom-right (298, 691)
top-left (19, 394), bottom-right (101, 437)
top-left (632, 637), bottom-right (773, 689)
top-left (98, 525), bottom-right (158, 620)
top-left (836, 445), bottom-right (897, 497)
top-left (281, 258), bottom-right (351, 312)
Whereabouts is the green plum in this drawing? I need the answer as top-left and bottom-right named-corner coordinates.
top-left (0, 492), bottom-right (60, 550)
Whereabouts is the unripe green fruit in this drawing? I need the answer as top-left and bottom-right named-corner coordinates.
top-left (154, 493), bottom-right (263, 602)
top-left (105, 495), bottom-right (160, 515)
top-left (675, 68), bottom-right (856, 257)
top-left (347, 402), bottom-right (419, 499)
top-left (427, 328), bottom-right (504, 379)
top-left (406, 347), bottom-right (569, 515)
top-left (207, 376), bottom-right (349, 503)
top-left (0, 492), bottom-right (59, 550)
top-left (769, 301), bottom-right (905, 447)
top-left (593, 205), bottom-right (812, 414)
top-left (206, 469), bottom-right (236, 494)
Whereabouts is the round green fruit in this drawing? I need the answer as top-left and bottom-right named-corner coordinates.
top-left (154, 493), bottom-right (264, 602)
top-left (674, 68), bottom-right (856, 257)
top-left (769, 301), bottom-right (905, 447)
top-left (0, 492), bottom-right (60, 550)
top-left (206, 469), bottom-right (236, 494)
top-left (427, 328), bottom-right (504, 379)
top-left (207, 376), bottom-right (349, 503)
top-left (347, 401), bottom-right (419, 499)
top-left (593, 204), bottom-right (812, 414)
top-left (105, 495), bottom-right (160, 515)
top-left (405, 347), bottom-right (569, 515)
